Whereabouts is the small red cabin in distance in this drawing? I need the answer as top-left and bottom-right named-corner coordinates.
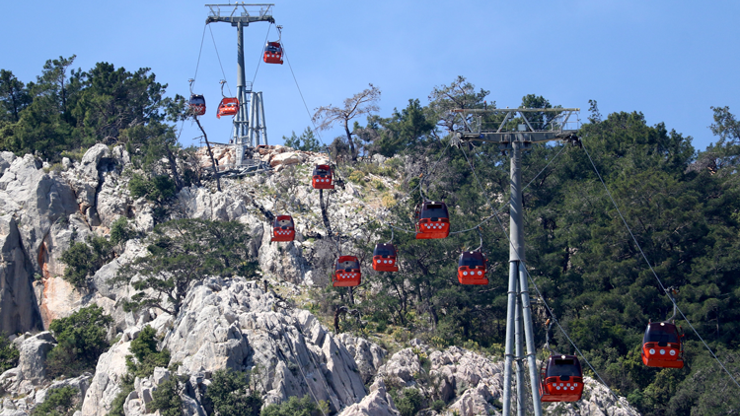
top-left (415, 201), bottom-right (450, 239)
top-left (372, 243), bottom-right (398, 272)
top-left (188, 94), bottom-right (206, 116)
top-left (458, 251), bottom-right (488, 285)
top-left (217, 97), bottom-right (239, 118)
top-left (271, 215), bottom-right (295, 242)
top-left (540, 355), bottom-right (584, 402)
top-left (312, 165), bottom-right (335, 189)
top-left (641, 322), bottom-right (684, 369)
top-left (263, 41), bottom-right (284, 64)
top-left (333, 256), bottom-right (361, 287)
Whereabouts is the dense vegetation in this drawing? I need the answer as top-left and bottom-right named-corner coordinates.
top-left (115, 218), bottom-right (259, 315)
top-left (5, 56), bottom-right (740, 415)
top-left (205, 369), bottom-right (263, 416)
top-left (0, 334), bottom-right (19, 374)
top-left (310, 80), bottom-right (740, 415)
top-left (46, 305), bottom-right (113, 378)
top-left (30, 386), bottom-right (79, 416)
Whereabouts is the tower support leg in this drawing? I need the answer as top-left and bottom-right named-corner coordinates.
top-left (502, 261), bottom-right (518, 415)
top-left (516, 280), bottom-right (526, 415)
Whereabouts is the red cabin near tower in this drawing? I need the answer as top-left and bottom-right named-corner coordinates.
top-left (188, 94), bottom-right (206, 116)
top-left (263, 41), bottom-right (284, 64)
top-left (457, 251), bottom-right (488, 285)
top-left (641, 322), bottom-right (684, 369)
top-left (271, 215), bottom-right (295, 242)
top-left (415, 201), bottom-right (450, 239)
top-left (217, 97), bottom-right (239, 118)
top-left (540, 355), bottom-right (584, 402)
top-left (312, 165), bottom-right (335, 189)
top-left (333, 256), bottom-right (361, 287)
top-left (372, 243), bottom-right (398, 272)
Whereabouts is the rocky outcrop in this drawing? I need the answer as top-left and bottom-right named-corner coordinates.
top-left (80, 340), bottom-right (131, 416)
top-left (336, 333), bottom-right (386, 384)
top-left (0, 152), bottom-right (14, 176)
top-left (338, 379), bottom-right (400, 416)
top-left (14, 332), bottom-right (56, 387)
top-left (0, 145), bottom-right (644, 416)
top-left (164, 277), bottom-right (367, 413)
top-left (0, 154), bottom-right (77, 273)
top-left (0, 216), bottom-right (40, 334)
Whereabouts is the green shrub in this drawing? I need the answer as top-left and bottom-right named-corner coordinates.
top-left (0, 333), bottom-right (19, 373)
top-left (110, 217), bottom-right (136, 245)
top-left (393, 388), bottom-right (424, 416)
top-left (60, 235), bottom-right (114, 287)
top-left (108, 374), bottom-right (134, 416)
top-left (126, 325), bottom-right (170, 378)
top-left (129, 173), bottom-right (176, 202)
top-left (46, 305), bottom-right (113, 378)
top-left (205, 368), bottom-right (262, 416)
top-left (149, 378), bottom-right (181, 416)
top-left (261, 395), bottom-right (322, 416)
top-left (31, 386), bottom-right (78, 416)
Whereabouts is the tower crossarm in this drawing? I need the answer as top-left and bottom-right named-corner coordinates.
top-left (450, 108), bottom-right (580, 145)
top-left (205, 3), bottom-right (275, 25)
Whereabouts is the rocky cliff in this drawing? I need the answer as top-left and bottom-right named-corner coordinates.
top-left (0, 145), bottom-right (640, 416)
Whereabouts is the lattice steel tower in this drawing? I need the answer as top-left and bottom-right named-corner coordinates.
top-left (206, 3), bottom-right (273, 166)
top-left (454, 107), bottom-right (581, 416)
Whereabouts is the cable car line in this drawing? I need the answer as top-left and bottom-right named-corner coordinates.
top-left (458, 142), bottom-right (621, 402)
top-left (581, 142), bottom-right (740, 390)
top-left (522, 144), bottom-right (566, 191)
top-left (417, 141), bottom-right (451, 202)
top-left (192, 23), bottom-right (208, 86)
top-left (250, 23), bottom-right (273, 87)
top-left (281, 39), bottom-right (326, 146)
top-left (208, 25), bottom-right (232, 97)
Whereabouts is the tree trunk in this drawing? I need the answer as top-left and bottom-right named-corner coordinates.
top-left (165, 146), bottom-right (183, 191)
top-left (194, 117), bottom-right (221, 192)
top-left (344, 119), bottom-right (356, 162)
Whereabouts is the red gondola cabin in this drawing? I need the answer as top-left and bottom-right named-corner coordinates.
top-left (540, 355), bottom-right (584, 402)
top-left (641, 322), bottom-right (684, 369)
top-left (271, 215), bottom-right (295, 242)
top-left (458, 251), bottom-right (488, 285)
top-left (263, 41), bottom-right (284, 64)
top-left (415, 201), bottom-right (450, 239)
top-left (217, 97), bottom-right (239, 118)
top-left (372, 243), bottom-right (398, 272)
top-left (312, 165), bottom-right (335, 189)
top-left (188, 94), bottom-right (206, 116)
top-left (333, 256), bottom-right (361, 287)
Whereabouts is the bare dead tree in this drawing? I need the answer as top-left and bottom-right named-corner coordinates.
top-left (313, 83), bottom-right (381, 162)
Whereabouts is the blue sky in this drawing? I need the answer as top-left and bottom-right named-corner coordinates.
top-left (1, 1), bottom-right (738, 152)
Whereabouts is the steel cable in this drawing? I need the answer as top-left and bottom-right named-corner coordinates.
top-left (459, 143), bottom-right (623, 402)
top-left (281, 40), bottom-right (326, 146)
top-left (208, 25), bottom-right (232, 97)
top-left (581, 141), bottom-right (740, 390)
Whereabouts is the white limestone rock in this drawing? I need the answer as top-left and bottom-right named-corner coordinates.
top-left (14, 332), bottom-right (56, 387)
top-left (337, 378), bottom-right (400, 416)
top-left (0, 154), bottom-right (77, 273)
top-left (336, 333), bottom-right (386, 384)
top-left (163, 277), bottom-right (366, 413)
top-left (80, 341), bottom-right (131, 416)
